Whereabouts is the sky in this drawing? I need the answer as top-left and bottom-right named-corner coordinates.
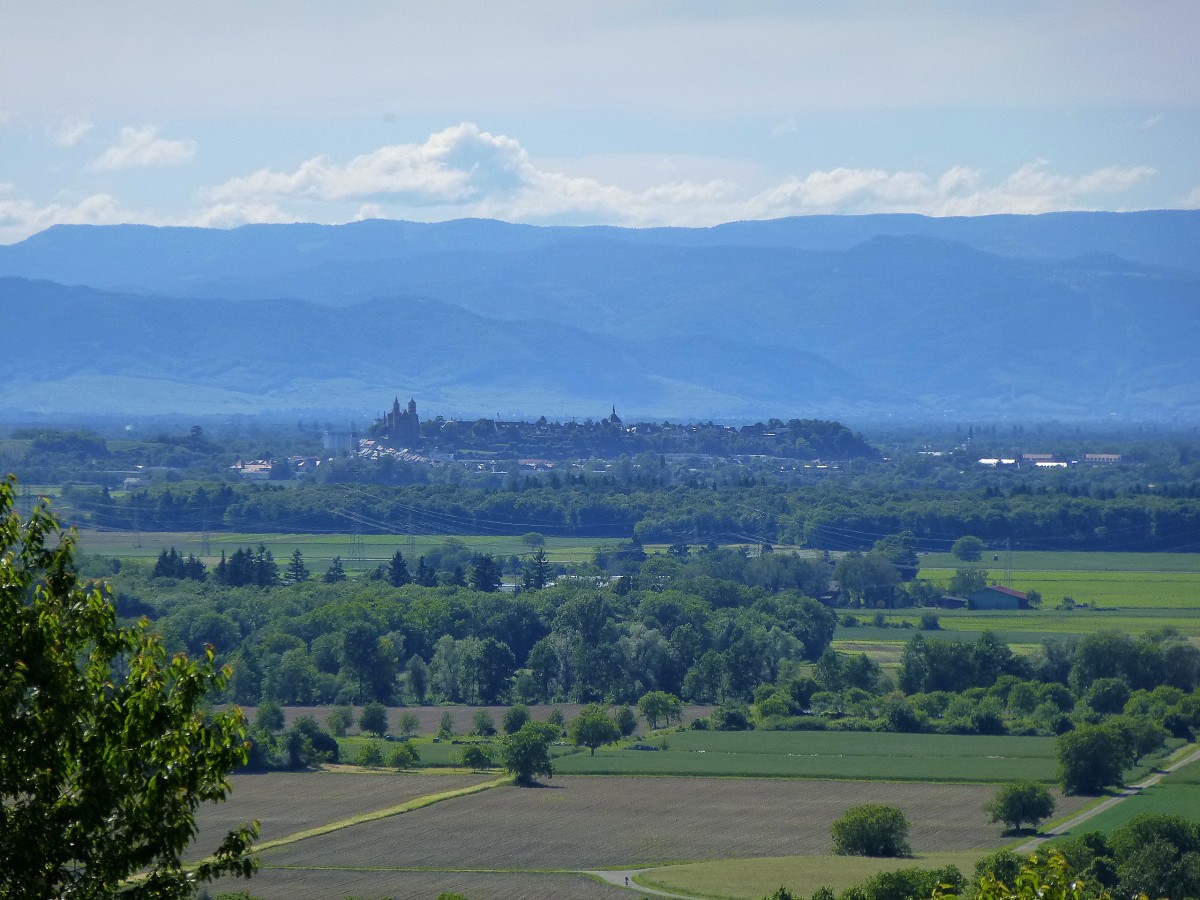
top-left (2, 1), bottom-right (1198, 243)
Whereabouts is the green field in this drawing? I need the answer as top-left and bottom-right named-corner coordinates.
top-left (554, 729), bottom-right (1062, 782)
top-left (637, 852), bottom-right (987, 900)
top-left (1052, 755), bottom-right (1200, 837)
top-left (920, 551), bottom-right (1200, 573)
top-left (923, 568), bottom-right (1200, 609)
top-left (73, 529), bottom-right (613, 571)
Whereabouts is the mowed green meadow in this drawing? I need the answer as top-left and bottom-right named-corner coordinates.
top-left (554, 729), bottom-right (1062, 782)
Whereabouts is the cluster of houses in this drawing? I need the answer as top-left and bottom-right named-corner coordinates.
top-left (978, 452), bottom-right (1122, 468)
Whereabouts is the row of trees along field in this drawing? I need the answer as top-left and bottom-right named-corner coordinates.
top-left (58, 475), bottom-right (1200, 549)
top-left (93, 531), bottom-right (1200, 747)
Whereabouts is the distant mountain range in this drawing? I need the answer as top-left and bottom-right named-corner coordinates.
top-left (0, 211), bottom-right (1196, 421)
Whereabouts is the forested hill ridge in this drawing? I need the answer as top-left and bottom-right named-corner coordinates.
top-left (1, 211), bottom-right (1198, 420)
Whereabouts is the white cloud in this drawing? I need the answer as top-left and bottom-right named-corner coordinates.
top-left (48, 116), bottom-right (93, 147)
top-left (0, 124), bottom-right (1165, 242)
top-left (205, 125), bottom-right (1158, 228)
top-left (89, 125), bottom-right (196, 171)
top-left (0, 192), bottom-right (134, 243)
top-left (1180, 186), bottom-right (1200, 208)
top-left (745, 159), bottom-right (1156, 219)
top-left (208, 123), bottom-right (523, 204)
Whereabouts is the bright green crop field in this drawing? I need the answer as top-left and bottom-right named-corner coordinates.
top-left (922, 568), bottom-right (1200, 609)
top-left (73, 529), bottom-right (612, 570)
top-left (1050, 755), bottom-right (1200, 837)
top-left (920, 552), bottom-right (1200, 573)
top-left (554, 729), bottom-right (1062, 782)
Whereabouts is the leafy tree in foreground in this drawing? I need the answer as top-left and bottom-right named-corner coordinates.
top-left (831, 804), bottom-right (911, 857)
top-left (569, 704), bottom-right (621, 756)
top-left (987, 781), bottom-right (1056, 832)
top-left (934, 850), bottom-right (1113, 900)
top-left (0, 479), bottom-right (257, 898)
top-left (501, 721), bottom-right (558, 785)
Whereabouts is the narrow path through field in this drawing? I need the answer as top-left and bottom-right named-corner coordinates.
top-left (585, 868), bottom-right (701, 898)
top-left (1016, 744), bottom-right (1200, 854)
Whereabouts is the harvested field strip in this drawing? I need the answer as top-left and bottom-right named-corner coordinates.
top-left (209, 868), bottom-right (627, 899)
top-left (259, 776), bottom-right (1091, 871)
top-left (189, 771), bottom-right (496, 859)
top-left (637, 852), bottom-right (987, 900)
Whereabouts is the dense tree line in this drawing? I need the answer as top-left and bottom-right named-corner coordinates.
top-left (59, 476), bottom-right (1200, 551)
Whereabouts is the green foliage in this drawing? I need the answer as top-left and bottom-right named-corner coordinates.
top-left (437, 710), bottom-right (455, 739)
top-left (503, 704), bottom-right (531, 735)
top-left (456, 743), bottom-right (495, 771)
top-left (616, 704), bottom-right (639, 737)
top-left (501, 721), bottom-right (558, 785)
top-left (359, 701), bottom-right (388, 737)
top-left (952, 535), bottom-right (985, 562)
top-left (0, 480), bottom-right (257, 897)
top-left (388, 742), bottom-right (420, 769)
top-left (471, 708), bottom-right (497, 737)
top-left (949, 567), bottom-right (988, 597)
top-left (1056, 723), bottom-right (1129, 794)
top-left (569, 704), bottom-right (621, 756)
top-left (254, 699), bottom-right (285, 733)
top-left (986, 781), bottom-right (1056, 832)
top-left (831, 804), bottom-right (911, 857)
top-left (935, 851), bottom-right (1106, 900)
top-left (326, 704), bottom-right (353, 736)
top-left (398, 711), bottom-right (420, 736)
top-left (844, 864), bottom-right (964, 900)
top-left (354, 743), bottom-right (385, 767)
top-left (638, 690), bottom-right (683, 729)
top-left (322, 556), bottom-right (346, 583)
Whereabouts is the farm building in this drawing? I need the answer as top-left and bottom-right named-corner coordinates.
top-left (967, 585), bottom-right (1028, 610)
top-left (938, 595), bottom-right (968, 609)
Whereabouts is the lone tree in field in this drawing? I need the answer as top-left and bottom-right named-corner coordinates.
top-left (569, 704), bottom-right (621, 756)
top-left (359, 701), bottom-right (389, 737)
top-left (0, 478), bottom-right (257, 897)
top-left (986, 781), bottom-right (1056, 832)
top-left (1056, 723), bottom-right (1129, 794)
top-left (457, 743), bottom-right (495, 772)
top-left (831, 804), bottom-right (911, 857)
top-left (951, 535), bottom-right (985, 561)
top-left (501, 721), bottom-right (558, 785)
top-left (638, 690), bottom-right (683, 729)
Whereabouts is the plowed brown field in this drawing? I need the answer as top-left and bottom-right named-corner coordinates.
top-left (189, 771), bottom-right (492, 860)
top-left (259, 775), bottom-right (1089, 871)
top-left (210, 869), bottom-right (626, 900)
